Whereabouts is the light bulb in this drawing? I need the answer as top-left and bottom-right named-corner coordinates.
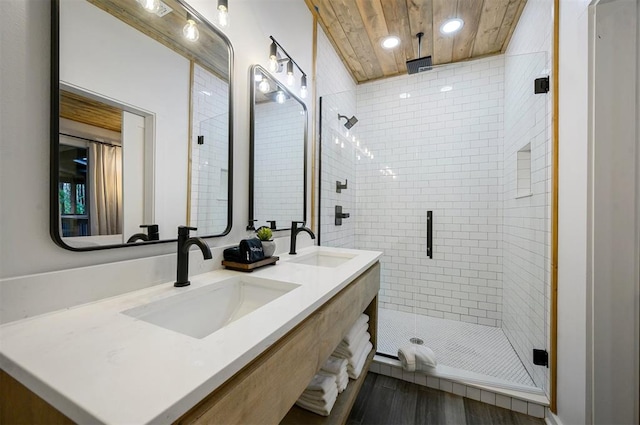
top-left (183, 19), bottom-right (199, 41)
top-left (217, 3), bottom-right (229, 28)
top-left (137, 0), bottom-right (160, 12)
top-left (276, 91), bottom-right (286, 104)
top-left (300, 75), bottom-right (308, 98)
top-left (286, 60), bottom-right (294, 86)
top-left (269, 57), bottom-right (278, 72)
top-left (258, 79), bottom-right (270, 93)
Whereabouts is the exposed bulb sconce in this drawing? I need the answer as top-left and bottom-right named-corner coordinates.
top-left (183, 14), bottom-right (199, 41)
top-left (217, 0), bottom-right (229, 28)
top-left (137, 0), bottom-right (160, 12)
top-left (300, 74), bottom-right (308, 98)
top-left (268, 36), bottom-right (308, 99)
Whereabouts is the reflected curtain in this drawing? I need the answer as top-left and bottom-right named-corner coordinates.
top-left (89, 143), bottom-right (123, 235)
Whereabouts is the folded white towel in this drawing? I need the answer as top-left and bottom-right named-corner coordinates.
top-left (318, 369), bottom-right (349, 393)
top-left (321, 356), bottom-right (348, 376)
top-left (343, 316), bottom-right (369, 346)
top-left (347, 341), bottom-right (373, 380)
top-left (304, 374), bottom-right (336, 393)
top-left (295, 393), bottom-right (338, 417)
top-left (299, 385), bottom-right (338, 404)
top-left (335, 331), bottom-right (371, 359)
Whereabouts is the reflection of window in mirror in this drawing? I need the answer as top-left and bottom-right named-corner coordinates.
top-left (59, 88), bottom-right (152, 246)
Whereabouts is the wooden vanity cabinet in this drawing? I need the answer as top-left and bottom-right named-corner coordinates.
top-left (176, 262), bottom-right (380, 425)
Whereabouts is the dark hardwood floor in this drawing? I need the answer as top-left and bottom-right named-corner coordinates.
top-left (347, 373), bottom-right (545, 425)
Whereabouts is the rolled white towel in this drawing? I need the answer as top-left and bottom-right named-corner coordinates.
top-left (304, 374), bottom-right (337, 393)
top-left (347, 341), bottom-right (373, 380)
top-left (398, 344), bottom-right (438, 373)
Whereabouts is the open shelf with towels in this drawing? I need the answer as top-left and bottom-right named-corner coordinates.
top-left (280, 349), bottom-right (375, 425)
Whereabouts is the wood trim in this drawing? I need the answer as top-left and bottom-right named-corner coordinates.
top-left (175, 262), bottom-right (380, 424)
top-left (550, 0), bottom-right (559, 414)
top-left (0, 369), bottom-right (74, 425)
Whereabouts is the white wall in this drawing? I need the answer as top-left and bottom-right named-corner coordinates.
top-left (590, 1), bottom-right (639, 423)
top-left (0, 0), bottom-right (312, 321)
top-left (557, 0), bottom-right (590, 424)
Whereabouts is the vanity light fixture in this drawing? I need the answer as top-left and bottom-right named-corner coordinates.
top-left (217, 0), bottom-right (229, 28)
top-left (137, 0), bottom-right (160, 13)
top-left (183, 14), bottom-right (200, 41)
top-left (381, 35), bottom-right (400, 49)
top-left (300, 74), bottom-right (308, 98)
top-left (440, 18), bottom-right (464, 35)
top-left (268, 36), bottom-right (308, 98)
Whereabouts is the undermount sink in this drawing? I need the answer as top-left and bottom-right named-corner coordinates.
top-left (122, 276), bottom-right (299, 339)
top-left (288, 251), bottom-right (356, 268)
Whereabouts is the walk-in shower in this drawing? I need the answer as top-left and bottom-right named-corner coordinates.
top-left (318, 52), bottom-right (550, 395)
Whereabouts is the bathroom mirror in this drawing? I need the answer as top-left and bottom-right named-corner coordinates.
top-left (249, 65), bottom-right (307, 231)
top-left (51, 0), bottom-right (233, 250)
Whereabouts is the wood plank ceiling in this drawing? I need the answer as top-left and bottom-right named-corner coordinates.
top-left (306, 0), bottom-right (527, 83)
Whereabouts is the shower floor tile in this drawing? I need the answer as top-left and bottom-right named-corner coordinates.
top-left (378, 308), bottom-right (535, 387)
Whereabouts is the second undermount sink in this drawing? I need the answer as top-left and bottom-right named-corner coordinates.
top-left (122, 276), bottom-right (299, 339)
top-left (288, 251), bottom-right (356, 268)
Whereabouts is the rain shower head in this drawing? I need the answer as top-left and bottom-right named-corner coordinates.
top-left (338, 114), bottom-right (358, 130)
top-left (406, 32), bottom-right (432, 75)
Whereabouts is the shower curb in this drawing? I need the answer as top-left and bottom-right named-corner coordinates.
top-left (371, 356), bottom-right (548, 419)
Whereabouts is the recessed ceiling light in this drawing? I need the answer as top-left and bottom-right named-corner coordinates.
top-left (381, 36), bottom-right (401, 49)
top-left (440, 18), bottom-right (464, 35)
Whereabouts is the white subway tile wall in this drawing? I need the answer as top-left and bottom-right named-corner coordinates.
top-left (253, 99), bottom-right (306, 227)
top-left (190, 64), bottom-right (229, 235)
top-left (316, 26), bottom-right (358, 247)
top-left (355, 56), bottom-right (506, 326)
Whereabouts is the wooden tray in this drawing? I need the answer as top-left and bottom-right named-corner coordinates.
top-left (222, 256), bottom-right (279, 272)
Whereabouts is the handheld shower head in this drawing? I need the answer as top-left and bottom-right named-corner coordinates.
top-left (338, 114), bottom-right (358, 130)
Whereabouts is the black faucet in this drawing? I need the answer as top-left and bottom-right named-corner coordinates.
top-left (126, 224), bottom-right (159, 243)
top-left (289, 221), bottom-right (316, 255)
top-left (175, 226), bottom-right (212, 287)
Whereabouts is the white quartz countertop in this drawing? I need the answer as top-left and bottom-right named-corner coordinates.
top-left (0, 246), bottom-right (381, 424)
